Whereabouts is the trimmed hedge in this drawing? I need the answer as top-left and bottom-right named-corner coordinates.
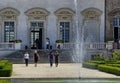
top-left (82, 60), bottom-right (120, 75)
top-left (82, 62), bottom-right (98, 69)
top-left (98, 65), bottom-right (120, 76)
top-left (0, 60), bottom-right (13, 77)
top-left (0, 80), bottom-right (8, 83)
top-left (90, 60), bottom-right (105, 64)
top-left (0, 60), bottom-right (8, 69)
top-left (106, 64), bottom-right (120, 67)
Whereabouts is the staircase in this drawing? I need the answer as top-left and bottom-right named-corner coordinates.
top-left (3, 50), bottom-right (73, 64)
top-left (2, 49), bottom-right (112, 64)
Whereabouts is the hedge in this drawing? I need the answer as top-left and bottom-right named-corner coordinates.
top-left (0, 80), bottom-right (8, 83)
top-left (90, 60), bottom-right (105, 64)
top-left (0, 60), bottom-right (9, 69)
top-left (106, 64), bottom-right (120, 67)
top-left (98, 65), bottom-right (120, 76)
top-left (82, 60), bottom-right (120, 75)
top-left (82, 62), bottom-right (98, 69)
top-left (0, 60), bottom-right (13, 77)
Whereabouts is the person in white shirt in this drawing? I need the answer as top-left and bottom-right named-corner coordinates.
top-left (46, 37), bottom-right (50, 50)
top-left (24, 51), bottom-right (29, 67)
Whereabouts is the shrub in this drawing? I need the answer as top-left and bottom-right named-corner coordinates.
top-left (56, 40), bottom-right (64, 43)
top-left (82, 62), bottom-right (98, 69)
top-left (82, 59), bottom-right (120, 75)
top-left (98, 65), bottom-right (120, 75)
top-left (111, 50), bottom-right (120, 60)
top-left (92, 54), bottom-right (106, 61)
top-left (0, 60), bottom-right (9, 69)
top-left (106, 64), bottom-right (120, 67)
top-left (90, 60), bottom-right (105, 64)
top-left (0, 80), bottom-right (8, 83)
top-left (0, 60), bottom-right (13, 77)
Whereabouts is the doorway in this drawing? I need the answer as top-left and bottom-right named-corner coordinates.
top-left (30, 22), bottom-right (43, 49)
top-left (114, 27), bottom-right (118, 41)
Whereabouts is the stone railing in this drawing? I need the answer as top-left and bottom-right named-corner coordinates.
top-left (0, 43), bottom-right (22, 50)
top-left (0, 43), bottom-right (15, 50)
top-left (62, 42), bottom-right (111, 50)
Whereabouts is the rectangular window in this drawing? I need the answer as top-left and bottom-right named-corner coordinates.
top-left (60, 22), bottom-right (70, 42)
top-left (113, 18), bottom-right (118, 26)
top-left (4, 21), bottom-right (15, 42)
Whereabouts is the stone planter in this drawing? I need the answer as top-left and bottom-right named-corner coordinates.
top-left (15, 43), bottom-right (21, 50)
top-left (106, 41), bottom-right (113, 50)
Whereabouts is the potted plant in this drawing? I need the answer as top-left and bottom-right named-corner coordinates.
top-left (56, 40), bottom-right (64, 43)
top-left (56, 40), bottom-right (64, 49)
top-left (14, 39), bottom-right (22, 43)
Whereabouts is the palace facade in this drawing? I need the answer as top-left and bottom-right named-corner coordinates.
top-left (0, 0), bottom-right (105, 49)
top-left (106, 0), bottom-right (120, 42)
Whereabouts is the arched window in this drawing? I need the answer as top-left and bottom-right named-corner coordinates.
top-left (81, 8), bottom-right (102, 42)
top-left (0, 8), bottom-right (19, 42)
top-left (108, 8), bottom-right (120, 41)
top-left (55, 8), bottom-right (74, 43)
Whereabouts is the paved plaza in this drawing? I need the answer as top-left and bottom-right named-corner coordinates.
top-left (9, 63), bottom-right (120, 79)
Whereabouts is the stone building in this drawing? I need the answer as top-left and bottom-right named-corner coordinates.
top-left (0, 0), bottom-right (105, 49)
top-left (106, 0), bottom-right (120, 42)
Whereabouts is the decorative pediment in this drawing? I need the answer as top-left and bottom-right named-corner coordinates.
top-left (25, 8), bottom-right (49, 16)
top-left (55, 8), bottom-right (75, 16)
top-left (81, 8), bottom-right (102, 19)
top-left (0, 8), bottom-right (19, 16)
top-left (108, 8), bottom-right (120, 16)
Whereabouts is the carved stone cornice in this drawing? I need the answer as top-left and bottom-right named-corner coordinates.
top-left (0, 8), bottom-right (19, 16)
top-left (55, 8), bottom-right (74, 20)
top-left (81, 8), bottom-right (102, 20)
top-left (25, 8), bottom-right (49, 20)
top-left (25, 8), bottom-right (49, 16)
top-left (0, 8), bottom-right (19, 20)
top-left (55, 8), bottom-right (74, 15)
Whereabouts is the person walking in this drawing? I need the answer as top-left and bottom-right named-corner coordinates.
top-left (34, 50), bottom-right (39, 67)
top-left (24, 51), bottom-right (29, 67)
top-left (35, 38), bottom-right (40, 49)
top-left (46, 37), bottom-right (50, 50)
top-left (48, 50), bottom-right (54, 67)
top-left (54, 50), bottom-right (59, 67)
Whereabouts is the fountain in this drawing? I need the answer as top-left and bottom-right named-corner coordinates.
top-left (72, 0), bottom-right (84, 63)
top-left (70, 0), bottom-right (119, 82)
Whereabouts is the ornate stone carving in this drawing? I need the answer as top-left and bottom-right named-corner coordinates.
top-left (55, 8), bottom-right (74, 20)
top-left (55, 8), bottom-right (74, 15)
top-left (25, 8), bottom-right (49, 20)
top-left (0, 8), bottom-right (19, 20)
top-left (81, 8), bottom-right (102, 20)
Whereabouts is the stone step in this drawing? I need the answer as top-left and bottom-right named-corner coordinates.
top-left (3, 50), bottom-right (73, 63)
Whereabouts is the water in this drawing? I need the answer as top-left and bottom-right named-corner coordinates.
top-left (7, 79), bottom-right (120, 83)
top-left (72, 0), bottom-right (85, 78)
top-left (72, 0), bottom-right (84, 63)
